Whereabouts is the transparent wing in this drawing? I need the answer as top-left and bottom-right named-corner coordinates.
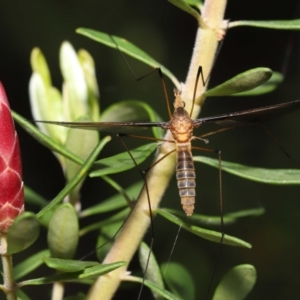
top-left (194, 100), bottom-right (300, 126)
top-left (35, 120), bottom-right (169, 133)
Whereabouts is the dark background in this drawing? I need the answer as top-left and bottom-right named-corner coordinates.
top-left (1, 0), bottom-right (300, 299)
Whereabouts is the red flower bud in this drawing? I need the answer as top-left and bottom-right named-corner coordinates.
top-left (0, 83), bottom-right (24, 233)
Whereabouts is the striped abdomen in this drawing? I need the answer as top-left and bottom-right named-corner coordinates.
top-left (176, 144), bottom-right (195, 216)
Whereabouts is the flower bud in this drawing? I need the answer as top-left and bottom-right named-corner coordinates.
top-left (0, 83), bottom-right (24, 233)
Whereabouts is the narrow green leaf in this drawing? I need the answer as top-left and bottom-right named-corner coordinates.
top-left (24, 186), bottom-right (48, 207)
top-left (76, 28), bottom-right (180, 88)
top-left (212, 265), bottom-right (257, 300)
top-left (16, 289), bottom-right (31, 300)
top-left (232, 71), bottom-right (283, 96)
top-left (184, 0), bottom-right (203, 6)
top-left (161, 207), bottom-right (264, 226)
top-left (14, 249), bottom-right (50, 280)
top-left (7, 213), bottom-right (40, 255)
top-left (38, 209), bottom-right (55, 228)
top-left (64, 116), bottom-right (99, 202)
top-left (42, 257), bottom-right (99, 272)
top-left (229, 19), bottom-right (300, 30)
top-left (194, 156), bottom-right (300, 184)
top-left (80, 208), bottom-right (130, 237)
top-left (37, 136), bottom-right (111, 218)
top-left (161, 208), bottom-right (236, 226)
top-left (168, 0), bottom-right (201, 22)
top-left (204, 68), bottom-right (272, 97)
top-left (90, 143), bottom-right (157, 177)
top-left (19, 262), bottom-right (127, 286)
top-left (100, 100), bottom-right (164, 139)
top-left (80, 180), bottom-right (143, 217)
top-left (47, 203), bottom-right (79, 259)
top-left (157, 209), bottom-right (251, 248)
top-left (124, 275), bottom-right (179, 300)
top-left (12, 111), bottom-right (83, 165)
top-left (139, 242), bottom-right (165, 299)
top-left (161, 262), bottom-right (195, 300)
top-left (226, 207), bottom-right (265, 219)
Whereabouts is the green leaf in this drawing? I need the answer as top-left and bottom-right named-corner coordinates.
top-left (24, 186), bottom-right (48, 207)
top-left (157, 209), bottom-right (251, 248)
top-left (36, 136), bottom-right (111, 218)
top-left (47, 203), bottom-right (79, 259)
top-left (100, 100), bottom-right (164, 139)
top-left (161, 208), bottom-right (236, 226)
top-left (229, 19), bottom-right (300, 30)
top-left (16, 289), bottom-right (31, 300)
top-left (64, 116), bottom-right (99, 202)
top-left (80, 208), bottom-right (130, 237)
top-left (194, 156), bottom-right (300, 184)
top-left (19, 262), bottom-right (127, 286)
top-left (124, 275), bottom-right (179, 300)
top-left (76, 28), bottom-right (180, 88)
top-left (232, 72), bottom-right (283, 96)
top-left (7, 212), bottom-right (40, 255)
top-left (14, 249), bottom-right (50, 280)
top-left (38, 209), bottom-right (55, 228)
top-left (80, 180), bottom-right (143, 217)
top-left (42, 257), bottom-right (99, 272)
top-left (12, 111), bottom-right (84, 165)
top-left (161, 262), bottom-right (195, 300)
top-left (168, 0), bottom-right (201, 22)
top-left (160, 207), bottom-right (264, 226)
top-left (204, 68), bottom-right (272, 97)
top-left (139, 242), bottom-right (165, 299)
top-left (226, 207), bottom-right (265, 219)
top-left (212, 265), bottom-right (257, 300)
top-left (184, 0), bottom-right (203, 7)
top-left (90, 143), bottom-right (157, 177)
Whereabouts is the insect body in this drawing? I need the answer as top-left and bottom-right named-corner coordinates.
top-left (163, 89), bottom-right (200, 216)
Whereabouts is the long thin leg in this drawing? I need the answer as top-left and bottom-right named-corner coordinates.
top-left (117, 135), bottom-right (155, 299)
top-left (190, 145), bottom-right (224, 300)
top-left (205, 149), bottom-right (224, 300)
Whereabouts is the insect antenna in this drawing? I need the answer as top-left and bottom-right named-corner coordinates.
top-left (111, 35), bottom-right (159, 82)
top-left (157, 68), bottom-right (173, 119)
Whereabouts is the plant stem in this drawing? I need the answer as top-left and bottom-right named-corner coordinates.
top-left (51, 281), bottom-right (64, 300)
top-left (87, 0), bottom-right (227, 299)
top-left (0, 234), bottom-right (17, 300)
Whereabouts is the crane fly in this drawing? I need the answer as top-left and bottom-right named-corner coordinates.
top-left (36, 68), bottom-right (300, 299)
top-left (36, 71), bottom-right (300, 216)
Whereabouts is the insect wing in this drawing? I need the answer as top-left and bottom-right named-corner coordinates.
top-left (35, 120), bottom-right (169, 133)
top-left (194, 99), bottom-right (300, 126)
